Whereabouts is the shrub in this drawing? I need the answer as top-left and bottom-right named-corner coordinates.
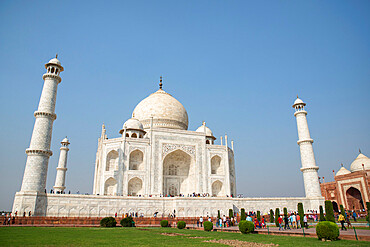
top-left (283, 207), bottom-right (288, 217)
top-left (297, 203), bottom-right (304, 227)
top-left (120, 217), bottom-right (135, 227)
top-left (316, 221), bottom-right (340, 241)
top-left (160, 220), bottom-right (169, 227)
top-left (204, 221), bottom-right (213, 231)
top-left (269, 209), bottom-right (274, 223)
top-left (239, 220), bottom-right (254, 234)
top-left (340, 205), bottom-right (345, 216)
top-left (275, 208), bottom-right (280, 227)
top-left (217, 210), bottom-right (221, 220)
top-left (100, 217), bottom-right (117, 227)
top-left (229, 209), bottom-right (233, 218)
top-left (319, 206), bottom-right (326, 221)
top-left (325, 200), bottom-right (335, 223)
top-left (257, 211), bottom-right (261, 221)
top-left (241, 208), bottom-right (246, 221)
top-left (177, 221), bottom-right (186, 229)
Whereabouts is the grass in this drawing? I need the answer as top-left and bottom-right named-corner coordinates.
top-left (0, 227), bottom-right (368, 246)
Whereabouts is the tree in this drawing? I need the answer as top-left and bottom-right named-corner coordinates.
top-left (241, 208), bottom-right (246, 221)
top-left (275, 208), bottom-right (280, 227)
top-left (229, 209), bottom-right (233, 218)
top-left (325, 200), bottom-right (335, 223)
top-left (297, 203), bottom-right (304, 227)
top-left (319, 205), bottom-right (326, 221)
top-left (257, 211), bottom-right (261, 221)
top-left (283, 207), bottom-right (288, 217)
top-left (340, 204), bottom-right (345, 216)
top-left (269, 209), bottom-right (274, 223)
top-left (217, 210), bottom-right (221, 220)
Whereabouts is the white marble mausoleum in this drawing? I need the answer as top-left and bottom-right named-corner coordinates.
top-left (12, 57), bottom-right (324, 217)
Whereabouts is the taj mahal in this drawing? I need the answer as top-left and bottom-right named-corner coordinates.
top-left (12, 56), bottom-right (324, 217)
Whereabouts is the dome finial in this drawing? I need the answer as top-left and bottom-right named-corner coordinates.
top-left (56, 53), bottom-right (58, 59)
top-left (159, 76), bottom-right (163, 89)
top-left (341, 163), bottom-right (343, 167)
top-left (202, 121), bottom-right (206, 126)
top-left (359, 148), bottom-right (362, 153)
top-left (297, 95), bottom-right (299, 98)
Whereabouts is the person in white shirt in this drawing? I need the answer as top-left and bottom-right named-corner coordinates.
top-left (199, 216), bottom-right (203, 227)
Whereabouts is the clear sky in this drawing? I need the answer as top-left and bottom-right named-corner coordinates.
top-left (0, 0), bottom-right (369, 211)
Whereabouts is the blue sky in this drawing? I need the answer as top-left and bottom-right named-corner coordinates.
top-left (0, 0), bottom-right (369, 210)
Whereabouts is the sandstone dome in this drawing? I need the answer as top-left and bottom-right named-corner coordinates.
top-left (196, 122), bottom-right (215, 138)
top-left (350, 153), bottom-right (370, 172)
top-left (336, 166), bottom-right (351, 176)
top-left (132, 89), bottom-right (188, 130)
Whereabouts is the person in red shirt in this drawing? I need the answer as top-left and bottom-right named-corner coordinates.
top-left (278, 216), bottom-right (283, 231)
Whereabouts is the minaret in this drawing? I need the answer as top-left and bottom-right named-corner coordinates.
top-left (20, 55), bottom-right (64, 193)
top-left (293, 97), bottom-right (322, 198)
top-left (53, 137), bottom-right (70, 193)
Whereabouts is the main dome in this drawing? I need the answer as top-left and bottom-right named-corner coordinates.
top-left (132, 89), bottom-right (188, 130)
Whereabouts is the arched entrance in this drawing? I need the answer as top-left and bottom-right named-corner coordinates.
top-left (104, 177), bottom-right (117, 195)
top-left (163, 149), bottom-right (193, 196)
top-left (128, 177), bottom-right (143, 196)
top-left (346, 187), bottom-right (364, 210)
top-left (212, 180), bottom-right (223, 197)
top-left (332, 201), bottom-right (339, 212)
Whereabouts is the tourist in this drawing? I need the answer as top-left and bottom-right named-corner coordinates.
top-left (23, 212), bottom-right (26, 217)
top-left (208, 217), bottom-right (212, 222)
top-left (196, 219), bottom-right (199, 227)
top-left (28, 211), bottom-right (31, 217)
top-left (353, 211), bottom-right (357, 222)
top-left (296, 214), bottom-right (300, 229)
top-left (199, 216), bottom-right (203, 227)
top-left (115, 212), bottom-right (117, 218)
top-left (219, 217), bottom-right (222, 227)
top-left (284, 215), bottom-right (290, 230)
top-left (246, 215), bottom-right (252, 222)
top-left (12, 216), bottom-right (15, 225)
top-left (223, 215), bottom-right (227, 227)
top-left (303, 214), bottom-right (308, 229)
top-left (345, 216), bottom-right (352, 229)
top-left (278, 215), bottom-right (283, 231)
top-left (338, 214), bottom-right (347, 231)
top-left (292, 213), bottom-right (297, 229)
top-left (261, 216), bottom-right (266, 228)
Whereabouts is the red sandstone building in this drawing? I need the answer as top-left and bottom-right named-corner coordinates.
top-left (320, 152), bottom-right (370, 212)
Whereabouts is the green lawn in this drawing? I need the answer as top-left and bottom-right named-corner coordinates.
top-left (0, 227), bottom-right (368, 246)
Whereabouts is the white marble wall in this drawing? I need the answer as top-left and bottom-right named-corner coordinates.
top-left (12, 192), bottom-right (324, 217)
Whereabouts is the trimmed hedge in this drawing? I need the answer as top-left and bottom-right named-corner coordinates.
top-left (217, 210), bottom-right (221, 220)
top-left (229, 209), bottom-right (233, 218)
top-left (120, 217), bottom-right (135, 227)
top-left (177, 221), bottom-right (186, 229)
top-left (269, 209), bottom-right (274, 223)
top-left (257, 211), bottom-right (261, 221)
top-left (160, 220), bottom-right (169, 227)
top-left (297, 203), bottom-right (304, 227)
top-left (239, 220), bottom-right (254, 234)
top-left (319, 206), bottom-right (326, 221)
top-left (325, 200), bottom-right (335, 223)
top-left (316, 221), bottom-right (340, 241)
top-left (275, 208), bottom-right (280, 227)
top-left (100, 217), bottom-right (117, 227)
top-left (283, 207), bottom-right (288, 217)
top-left (204, 221), bottom-right (213, 231)
top-left (241, 208), bottom-right (246, 221)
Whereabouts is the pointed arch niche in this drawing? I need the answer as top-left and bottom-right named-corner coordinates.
top-left (212, 180), bottom-right (223, 197)
top-left (211, 155), bottom-right (222, 175)
top-left (129, 150), bottom-right (144, 170)
top-left (106, 150), bottom-right (119, 171)
top-left (104, 177), bottom-right (117, 196)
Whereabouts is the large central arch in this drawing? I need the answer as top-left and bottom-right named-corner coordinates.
top-left (163, 149), bottom-right (194, 196)
top-left (346, 187), bottom-right (364, 210)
